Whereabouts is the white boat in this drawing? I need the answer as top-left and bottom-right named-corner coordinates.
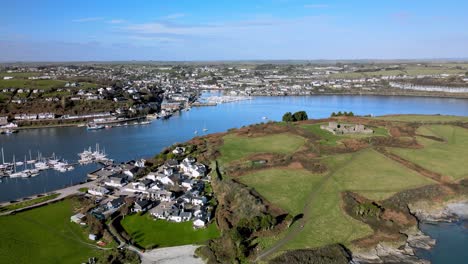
top-left (10, 172), bottom-right (26, 178)
top-left (86, 123), bottom-right (104, 130)
top-left (35, 162), bottom-right (48, 170)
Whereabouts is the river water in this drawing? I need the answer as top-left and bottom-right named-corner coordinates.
top-left (0, 94), bottom-right (467, 202)
top-left (417, 220), bottom-right (468, 263)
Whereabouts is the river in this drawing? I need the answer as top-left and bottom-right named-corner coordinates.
top-left (0, 94), bottom-right (467, 202)
top-left (417, 220), bottom-right (468, 263)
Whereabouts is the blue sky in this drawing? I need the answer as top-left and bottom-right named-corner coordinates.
top-left (1, 0), bottom-right (468, 61)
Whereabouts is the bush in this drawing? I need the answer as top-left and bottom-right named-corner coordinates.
top-left (282, 111), bottom-right (308, 122)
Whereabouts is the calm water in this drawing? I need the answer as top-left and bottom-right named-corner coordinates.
top-left (0, 95), bottom-right (467, 202)
top-left (417, 221), bottom-right (468, 263)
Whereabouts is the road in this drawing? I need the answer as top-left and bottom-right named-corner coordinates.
top-left (0, 180), bottom-right (97, 216)
top-left (138, 245), bottom-right (203, 264)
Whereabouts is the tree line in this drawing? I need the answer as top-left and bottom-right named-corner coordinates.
top-left (331, 111), bottom-right (354, 117)
top-left (282, 111), bottom-right (308, 122)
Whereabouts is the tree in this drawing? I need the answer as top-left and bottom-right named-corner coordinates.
top-left (337, 111), bottom-right (342, 116)
top-left (331, 112), bottom-right (336, 117)
top-left (348, 111), bottom-right (354, 117)
top-left (87, 215), bottom-right (104, 235)
top-left (282, 112), bottom-right (294, 122)
top-left (292, 111), bottom-right (308, 121)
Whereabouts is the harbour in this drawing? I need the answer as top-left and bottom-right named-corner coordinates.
top-left (0, 94), bottom-right (467, 202)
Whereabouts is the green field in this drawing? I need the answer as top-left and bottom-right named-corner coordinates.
top-left (375, 115), bottom-right (468, 123)
top-left (390, 125), bottom-right (468, 180)
top-left (0, 79), bottom-right (66, 90)
top-left (300, 123), bottom-right (387, 146)
top-left (238, 148), bottom-right (434, 252)
top-left (328, 66), bottom-right (466, 79)
top-left (121, 214), bottom-right (220, 249)
top-left (325, 149), bottom-right (434, 201)
top-left (0, 200), bottom-right (102, 264)
top-left (276, 149), bottom-right (433, 251)
top-left (219, 133), bottom-right (306, 164)
top-left (285, 179), bottom-right (373, 250)
top-left (239, 169), bottom-right (325, 215)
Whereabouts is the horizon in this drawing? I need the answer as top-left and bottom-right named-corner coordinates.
top-left (2, 0), bottom-right (468, 61)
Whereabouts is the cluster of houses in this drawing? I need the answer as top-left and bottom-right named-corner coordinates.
top-left (85, 149), bottom-right (212, 229)
top-left (320, 122), bottom-right (374, 135)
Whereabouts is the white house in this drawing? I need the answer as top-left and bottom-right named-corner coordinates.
top-left (88, 186), bottom-right (110, 196)
top-left (193, 218), bottom-right (206, 228)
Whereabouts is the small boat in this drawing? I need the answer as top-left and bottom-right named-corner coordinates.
top-left (1, 129), bottom-right (18, 135)
top-left (86, 123), bottom-right (104, 130)
top-left (262, 116), bottom-right (268, 120)
top-left (194, 130), bottom-right (198, 135)
top-left (139, 121), bottom-right (151, 125)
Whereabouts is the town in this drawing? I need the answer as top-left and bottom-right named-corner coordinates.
top-left (1, 62), bottom-right (468, 132)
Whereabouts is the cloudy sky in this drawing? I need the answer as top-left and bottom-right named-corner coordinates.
top-left (1, 0), bottom-right (467, 61)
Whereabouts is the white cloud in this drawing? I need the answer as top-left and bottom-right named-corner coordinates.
top-left (123, 15), bottom-right (331, 37)
top-left (108, 19), bottom-right (126, 24)
top-left (72, 17), bottom-right (104, 23)
top-left (161, 13), bottom-right (186, 20)
top-left (304, 4), bottom-right (329, 8)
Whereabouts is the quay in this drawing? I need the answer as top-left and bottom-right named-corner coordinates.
top-left (191, 102), bottom-right (217, 107)
top-left (0, 179), bottom-right (96, 216)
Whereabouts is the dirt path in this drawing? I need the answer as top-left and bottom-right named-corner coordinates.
top-left (255, 153), bottom-right (360, 262)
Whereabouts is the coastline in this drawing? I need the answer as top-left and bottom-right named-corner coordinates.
top-left (352, 198), bottom-right (468, 263)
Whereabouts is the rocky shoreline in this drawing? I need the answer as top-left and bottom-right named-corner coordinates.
top-left (351, 199), bottom-right (468, 264)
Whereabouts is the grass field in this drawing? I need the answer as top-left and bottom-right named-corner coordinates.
top-left (0, 199), bottom-right (102, 264)
top-left (325, 149), bottom-right (435, 201)
top-left (328, 66), bottom-right (465, 79)
top-left (0, 79), bottom-right (66, 90)
top-left (121, 214), bottom-right (220, 249)
top-left (390, 125), bottom-right (468, 180)
top-left (238, 148), bottom-right (435, 252)
top-left (300, 123), bottom-right (387, 146)
top-left (219, 133), bottom-right (305, 164)
top-left (285, 179), bottom-right (373, 250)
top-left (239, 169), bottom-right (325, 215)
top-left (375, 115), bottom-right (468, 123)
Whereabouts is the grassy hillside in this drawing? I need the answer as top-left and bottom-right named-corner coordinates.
top-left (376, 115), bottom-right (468, 122)
top-left (0, 200), bottom-right (101, 264)
top-left (219, 133), bottom-right (305, 164)
top-left (239, 168), bottom-right (325, 215)
top-left (208, 116), bottom-right (468, 261)
top-left (390, 125), bottom-right (468, 180)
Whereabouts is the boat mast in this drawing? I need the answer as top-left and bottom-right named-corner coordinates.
top-left (1, 147), bottom-right (4, 164)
